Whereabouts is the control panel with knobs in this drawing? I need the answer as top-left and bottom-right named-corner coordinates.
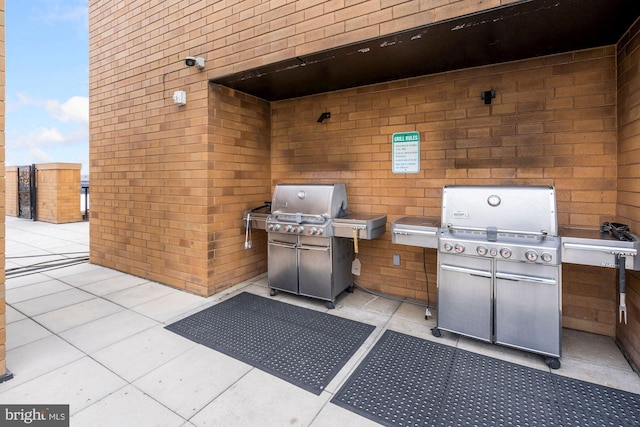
top-left (440, 239), bottom-right (556, 264)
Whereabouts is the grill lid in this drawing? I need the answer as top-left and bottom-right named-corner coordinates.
top-left (271, 183), bottom-right (348, 219)
top-left (441, 185), bottom-right (557, 237)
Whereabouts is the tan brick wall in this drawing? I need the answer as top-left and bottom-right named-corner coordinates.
top-left (87, 0), bottom-right (538, 297)
top-left (88, 0), bottom-right (639, 346)
top-left (209, 85), bottom-right (271, 294)
top-left (5, 165), bottom-right (14, 216)
top-left (616, 18), bottom-right (640, 369)
top-left (0, 0), bottom-right (6, 379)
top-left (35, 163), bottom-right (82, 224)
top-left (269, 47), bottom-right (620, 335)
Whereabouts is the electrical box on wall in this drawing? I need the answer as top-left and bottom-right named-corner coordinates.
top-left (173, 90), bottom-right (187, 105)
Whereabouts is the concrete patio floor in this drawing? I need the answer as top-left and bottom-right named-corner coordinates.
top-left (1, 216), bottom-right (639, 426)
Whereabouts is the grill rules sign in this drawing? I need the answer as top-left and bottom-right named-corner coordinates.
top-left (392, 131), bottom-right (420, 173)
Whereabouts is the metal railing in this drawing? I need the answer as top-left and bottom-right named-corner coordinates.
top-left (81, 184), bottom-right (90, 221)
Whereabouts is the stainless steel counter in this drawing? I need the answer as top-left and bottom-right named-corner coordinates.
top-left (390, 216), bottom-right (440, 249)
top-left (560, 226), bottom-right (639, 270)
top-left (333, 213), bottom-right (387, 240)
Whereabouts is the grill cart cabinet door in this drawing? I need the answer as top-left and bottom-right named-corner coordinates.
top-left (268, 239), bottom-right (298, 295)
top-left (495, 262), bottom-right (561, 357)
top-left (298, 237), bottom-right (353, 303)
top-left (298, 243), bottom-right (333, 301)
top-left (437, 254), bottom-right (493, 342)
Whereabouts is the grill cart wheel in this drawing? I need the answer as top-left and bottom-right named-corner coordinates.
top-left (270, 289), bottom-right (276, 297)
top-left (431, 327), bottom-right (442, 338)
top-left (545, 357), bottom-right (561, 369)
top-left (325, 301), bottom-right (335, 309)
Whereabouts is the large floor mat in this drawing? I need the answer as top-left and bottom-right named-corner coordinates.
top-left (332, 330), bottom-right (640, 426)
top-left (165, 291), bottom-right (375, 395)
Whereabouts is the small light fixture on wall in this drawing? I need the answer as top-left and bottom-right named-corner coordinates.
top-left (317, 112), bottom-right (331, 123)
top-left (481, 90), bottom-right (496, 105)
top-left (173, 90), bottom-right (187, 106)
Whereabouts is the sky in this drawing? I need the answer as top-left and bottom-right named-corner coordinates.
top-left (6, 0), bottom-right (89, 175)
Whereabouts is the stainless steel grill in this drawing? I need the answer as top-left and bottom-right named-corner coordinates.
top-left (434, 185), bottom-right (563, 368)
top-left (266, 183), bottom-right (348, 237)
top-left (244, 183), bottom-right (386, 309)
top-left (391, 184), bottom-right (640, 369)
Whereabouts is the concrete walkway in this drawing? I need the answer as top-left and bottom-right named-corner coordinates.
top-left (1, 216), bottom-right (639, 426)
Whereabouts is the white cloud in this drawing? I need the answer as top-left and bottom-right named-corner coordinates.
top-left (16, 93), bottom-right (33, 105)
top-left (29, 147), bottom-right (54, 164)
top-left (33, 127), bottom-right (66, 143)
top-left (7, 93), bottom-right (34, 113)
top-left (9, 93), bottom-right (88, 124)
top-left (8, 126), bottom-right (87, 149)
top-left (45, 96), bottom-right (89, 123)
top-left (33, 0), bottom-right (88, 29)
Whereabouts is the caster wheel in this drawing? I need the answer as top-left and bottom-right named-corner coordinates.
top-left (545, 357), bottom-right (561, 370)
top-left (346, 285), bottom-right (354, 293)
top-left (325, 301), bottom-right (335, 309)
top-left (269, 289), bottom-right (276, 297)
top-left (431, 327), bottom-right (442, 338)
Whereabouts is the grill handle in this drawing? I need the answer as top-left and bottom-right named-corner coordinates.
top-left (298, 244), bottom-right (330, 252)
top-left (393, 228), bottom-right (437, 237)
top-left (446, 224), bottom-right (549, 238)
top-left (495, 272), bottom-right (557, 285)
top-left (272, 212), bottom-right (328, 219)
top-left (271, 212), bottom-right (330, 224)
top-left (562, 242), bottom-right (637, 257)
top-left (440, 263), bottom-right (492, 278)
top-left (268, 241), bottom-right (297, 249)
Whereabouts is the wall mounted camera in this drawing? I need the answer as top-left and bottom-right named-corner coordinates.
top-left (185, 56), bottom-right (205, 69)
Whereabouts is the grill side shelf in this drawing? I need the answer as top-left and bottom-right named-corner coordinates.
top-left (390, 216), bottom-right (440, 248)
top-left (333, 213), bottom-right (387, 240)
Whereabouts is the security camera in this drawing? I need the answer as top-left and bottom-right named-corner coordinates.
top-left (185, 56), bottom-right (205, 69)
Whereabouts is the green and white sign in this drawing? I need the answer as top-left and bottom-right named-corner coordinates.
top-left (392, 131), bottom-right (420, 174)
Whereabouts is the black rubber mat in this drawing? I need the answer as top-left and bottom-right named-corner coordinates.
top-left (332, 330), bottom-right (640, 427)
top-left (165, 291), bottom-right (375, 395)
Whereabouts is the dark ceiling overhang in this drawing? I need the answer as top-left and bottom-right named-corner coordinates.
top-left (211, 0), bottom-right (640, 102)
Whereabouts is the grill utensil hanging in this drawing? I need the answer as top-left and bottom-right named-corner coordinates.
top-left (601, 222), bottom-right (633, 324)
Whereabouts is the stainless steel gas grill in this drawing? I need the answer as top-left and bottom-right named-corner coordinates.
top-left (246, 183), bottom-right (386, 309)
top-left (392, 185), bottom-right (640, 369)
top-left (432, 185), bottom-right (563, 368)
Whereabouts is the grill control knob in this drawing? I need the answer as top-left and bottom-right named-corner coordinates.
top-left (477, 246), bottom-right (488, 256)
top-left (297, 226), bottom-right (305, 234)
top-left (525, 250), bottom-right (539, 262)
top-left (443, 243), bottom-right (453, 252)
top-left (500, 248), bottom-right (512, 259)
top-left (274, 224), bottom-right (281, 231)
top-left (541, 252), bottom-right (553, 263)
top-left (490, 248), bottom-right (498, 257)
top-left (317, 228), bottom-right (324, 235)
top-left (309, 227), bottom-right (317, 235)
top-left (454, 243), bottom-right (465, 254)
top-left (285, 225), bottom-right (293, 232)
top-left (268, 224), bottom-right (274, 231)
